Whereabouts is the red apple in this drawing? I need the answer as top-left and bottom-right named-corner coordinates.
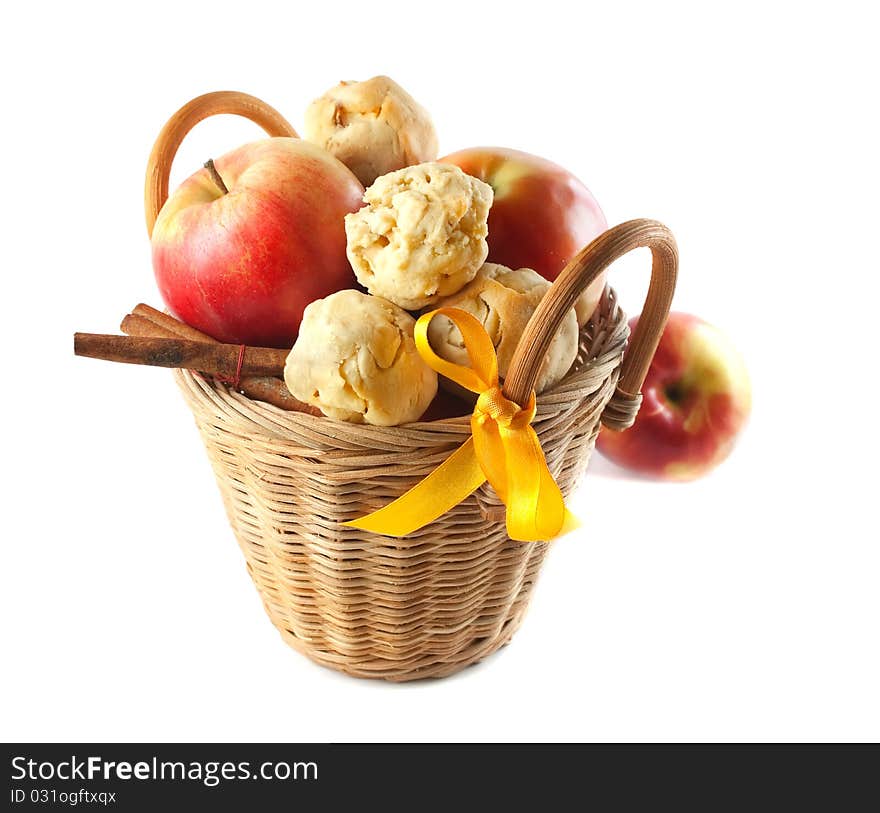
top-left (440, 147), bottom-right (607, 322)
top-left (597, 312), bottom-right (751, 480)
top-left (151, 137), bottom-right (364, 348)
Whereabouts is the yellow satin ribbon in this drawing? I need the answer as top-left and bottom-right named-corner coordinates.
top-left (345, 308), bottom-right (577, 542)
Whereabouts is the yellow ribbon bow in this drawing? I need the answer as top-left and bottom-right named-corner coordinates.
top-left (345, 308), bottom-right (577, 542)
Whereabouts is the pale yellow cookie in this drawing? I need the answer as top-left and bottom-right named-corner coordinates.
top-left (345, 163), bottom-right (493, 311)
top-left (304, 76), bottom-right (438, 187)
top-left (284, 290), bottom-right (437, 426)
top-left (427, 263), bottom-right (578, 395)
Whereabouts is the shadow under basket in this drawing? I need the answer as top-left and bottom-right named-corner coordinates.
top-left (175, 288), bottom-right (631, 681)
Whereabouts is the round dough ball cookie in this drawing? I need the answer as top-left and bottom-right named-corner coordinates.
top-left (304, 76), bottom-right (438, 187)
top-left (284, 290), bottom-right (437, 426)
top-left (427, 263), bottom-right (579, 395)
top-left (345, 163), bottom-right (493, 311)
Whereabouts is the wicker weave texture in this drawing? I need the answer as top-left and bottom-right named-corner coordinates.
top-left (175, 288), bottom-right (629, 681)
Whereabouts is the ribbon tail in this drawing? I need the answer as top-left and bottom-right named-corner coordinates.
top-left (504, 426), bottom-right (569, 542)
top-left (344, 438), bottom-right (486, 537)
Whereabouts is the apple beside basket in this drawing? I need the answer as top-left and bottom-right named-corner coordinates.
top-left (143, 91), bottom-right (678, 681)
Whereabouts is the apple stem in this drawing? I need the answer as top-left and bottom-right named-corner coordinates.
top-left (203, 159), bottom-right (229, 195)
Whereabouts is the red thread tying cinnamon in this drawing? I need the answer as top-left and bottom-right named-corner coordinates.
top-left (214, 344), bottom-right (247, 390)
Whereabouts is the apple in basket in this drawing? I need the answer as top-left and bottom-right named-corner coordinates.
top-left (151, 138), bottom-right (364, 348)
top-left (597, 312), bottom-right (751, 480)
top-left (440, 146), bottom-right (608, 324)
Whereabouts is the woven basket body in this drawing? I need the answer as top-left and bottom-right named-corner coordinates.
top-left (174, 288), bottom-right (630, 681)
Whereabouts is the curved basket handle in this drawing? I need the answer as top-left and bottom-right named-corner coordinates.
top-left (504, 219), bottom-right (678, 431)
top-left (144, 90), bottom-right (298, 237)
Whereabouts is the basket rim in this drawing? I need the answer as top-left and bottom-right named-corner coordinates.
top-left (175, 285), bottom-right (629, 444)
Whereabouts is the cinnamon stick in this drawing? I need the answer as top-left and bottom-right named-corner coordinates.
top-left (74, 334), bottom-right (288, 378)
top-left (121, 313), bottom-right (176, 340)
top-left (232, 376), bottom-right (323, 413)
top-left (130, 303), bottom-right (215, 342)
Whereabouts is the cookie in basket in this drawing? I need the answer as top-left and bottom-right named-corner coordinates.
top-left (427, 262), bottom-right (579, 397)
top-left (284, 289), bottom-right (438, 426)
top-left (304, 75), bottom-right (438, 187)
top-left (345, 163), bottom-right (493, 311)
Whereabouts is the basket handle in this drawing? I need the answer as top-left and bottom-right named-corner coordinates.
top-left (144, 91), bottom-right (298, 237)
top-left (503, 219), bottom-right (678, 431)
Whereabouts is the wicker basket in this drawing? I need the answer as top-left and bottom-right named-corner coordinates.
top-left (145, 92), bottom-right (678, 681)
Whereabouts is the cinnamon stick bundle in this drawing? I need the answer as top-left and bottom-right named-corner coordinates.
top-left (120, 305), bottom-right (320, 415)
top-left (121, 306), bottom-right (320, 414)
top-left (74, 304), bottom-right (321, 416)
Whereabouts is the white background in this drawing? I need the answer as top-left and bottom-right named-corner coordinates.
top-left (3, 1), bottom-right (878, 743)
